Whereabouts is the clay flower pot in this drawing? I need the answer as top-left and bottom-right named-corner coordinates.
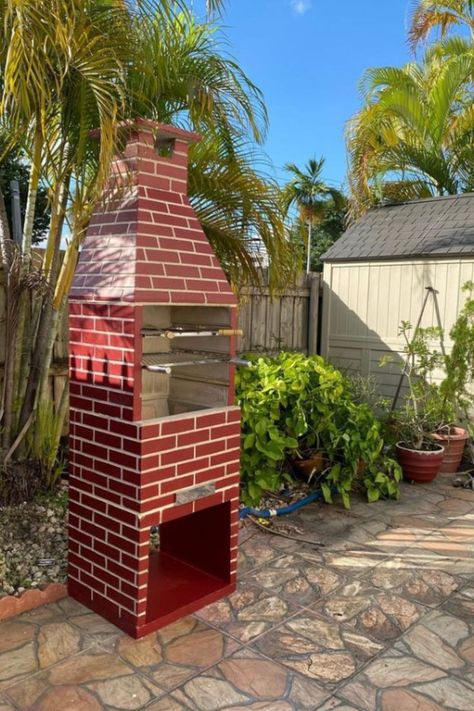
top-left (292, 451), bottom-right (326, 478)
top-left (395, 441), bottom-right (445, 483)
top-left (432, 426), bottom-right (469, 474)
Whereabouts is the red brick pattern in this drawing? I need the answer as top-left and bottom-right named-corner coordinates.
top-left (68, 398), bottom-right (240, 636)
top-left (69, 120), bottom-right (241, 638)
top-left (70, 120), bottom-right (237, 306)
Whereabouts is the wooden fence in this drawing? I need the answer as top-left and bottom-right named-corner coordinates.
top-left (0, 271), bottom-right (322, 429)
top-left (237, 272), bottom-right (321, 354)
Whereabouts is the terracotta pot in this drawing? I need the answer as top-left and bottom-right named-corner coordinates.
top-left (395, 441), bottom-right (445, 483)
top-left (432, 426), bottom-right (469, 474)
top-left (292, 451), bottom-right (325, 478)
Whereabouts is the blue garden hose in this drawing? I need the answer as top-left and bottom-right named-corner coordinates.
top-left (239, 488), bottom-right (325, 519)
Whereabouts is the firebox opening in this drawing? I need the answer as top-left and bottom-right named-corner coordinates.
top-left (145, 501), bottom-right (231, 623)
top-left (141, 305), bottom-right (234, 420)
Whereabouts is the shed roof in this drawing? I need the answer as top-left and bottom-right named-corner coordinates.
top-left (322, 192), bottom-right (474, 263)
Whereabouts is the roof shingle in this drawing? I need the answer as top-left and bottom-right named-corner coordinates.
top-left (322, 193), bottom-right (474, 262)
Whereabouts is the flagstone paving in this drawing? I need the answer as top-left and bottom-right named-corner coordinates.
top-left (1, 472), bottom-right (474, 709)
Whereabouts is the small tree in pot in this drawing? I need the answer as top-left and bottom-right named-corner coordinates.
top-left (437, 283), bottom-right (474, 469)
top-left (389, 323), bottom-right (447, 483)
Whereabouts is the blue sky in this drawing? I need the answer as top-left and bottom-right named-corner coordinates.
top-left (195, 0), bottom-right (414, 191)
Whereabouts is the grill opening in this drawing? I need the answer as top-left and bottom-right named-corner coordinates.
top-left (145, 501), bottom-right (231, 623)
top-left (141, 304), bottom-right (236, 420)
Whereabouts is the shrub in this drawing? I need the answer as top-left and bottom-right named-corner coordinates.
top-left (235, 352), bottom-right (401, 506)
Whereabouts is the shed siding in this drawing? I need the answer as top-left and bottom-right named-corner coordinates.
top-left (321, 258), bottom-right (474, 398)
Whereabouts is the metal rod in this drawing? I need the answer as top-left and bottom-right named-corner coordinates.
top-left (143, 356), bottom-right (250, 373)
top-left (142, 328), bottom-right (243, 339)
top-left (391, 286), bottom-right (438, 411)
top-left (10, 179), bottom-right (22, 247)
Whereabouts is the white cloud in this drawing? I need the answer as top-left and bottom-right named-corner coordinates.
top-left (291, 0), bottom-right (311, 14)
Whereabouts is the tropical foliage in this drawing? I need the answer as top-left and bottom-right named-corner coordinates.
top-left (282, 158), bottom-right (344, 272)
top-left (347, 42), bottom-right (474, 216)
top-left (0, 0), bottom-right (290, 479)
top-left (288, 196), bottom-right (347, 272)
top-left (236, 353), bottom-right (401, 507)
top-left (409, 0), bottom-right (474, 49)
top-left (347, 0), bottom-right (474, 218)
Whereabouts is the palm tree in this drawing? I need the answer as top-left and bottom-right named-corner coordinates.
top-left (347, 44), bottom-right (474, 217)
top-left (125, 11), bottom-right (291, 287)
top-left (0, 1), bottom-right (291, 474)
top-left (409, 0), bottom-right (474, 49)
top-left (282, 158), bottom-right (344, 273)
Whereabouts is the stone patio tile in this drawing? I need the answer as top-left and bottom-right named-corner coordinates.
top-left (394, 608), bottom-right (474, 683)
top-left (443, 582), bottom-right (474, 615)
top-left (358, 566), bottom-right (461, 607)
top-left (250, 610), bottom-right (384, 688)
top-left (311, 581), bottom-right (425, 644)
top-left (145, 697), bottom-right (193, 711)
top-left (11, 600), bottom-right (69, 624)
top-left (381, 513), bottom-right (451, 531)
top-left (244, 552), bottom-right (346, 606)
top-left (344, 521), bottom-right (425, 555)
top-left (68, 611), bottom-right (124, 649)
top-left (338, 647), bottom-right (474, 711)
top-left (366, 495), bottom-right (439, 519)
top-left (170, 647), bottom-right (329, 710)
top-left (238, 530), bottom-right (283, 574)
top-left (194, 580), bottom-right (298, 644)
top-left (437, 497), bottom-right (474, 517)
top-left (113, 616), bottom-right (239, 692)
top-left (56, 596), bottom-right (94, 617)
top-left (3, 648), bottom-right (166, 710)
top-left (374, 548), bottom-right (474, 575)
top-left (317, 548), bottom-right (389, 575)
top-left (0, 615), bottom-right (95, 689)
top-left (317, 699), bottom-right (362, 710)
top-left (0, 694), bottom-right (14, 711)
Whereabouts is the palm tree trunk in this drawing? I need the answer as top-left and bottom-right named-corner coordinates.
top-left (17, 174), bottom-right (69, 436)
top-left (13, 127), bottom-right (44, 421)
top-left (0, 185), bottom-right (11, 271)
top-left (306, 220), bottom-right (312, 274)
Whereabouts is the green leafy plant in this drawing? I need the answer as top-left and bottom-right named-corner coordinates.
top-left (235, 352), bottom-right (401, 506)
top-left (440, 282), bottom-right (474, 458)
top-left (386, 323), bottom-right (449, 449)
top-left (27, 400), bottom-right (66, 490)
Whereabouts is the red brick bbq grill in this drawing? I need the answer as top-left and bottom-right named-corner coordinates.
top-left (68, 119), bottom-right (244, 638)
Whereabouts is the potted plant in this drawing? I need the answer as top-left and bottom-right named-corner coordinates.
top-left (434, 283), bottom-right (474, 471)
top-left (390, 324), bottom-right (446, 483)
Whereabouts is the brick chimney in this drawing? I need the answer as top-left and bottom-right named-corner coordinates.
top-left (71, 118), bottom-right (237, 306)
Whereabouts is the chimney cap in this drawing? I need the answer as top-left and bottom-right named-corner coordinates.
top-left (90, 118), bottom-right (202, 145)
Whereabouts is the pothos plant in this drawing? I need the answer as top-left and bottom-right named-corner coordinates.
top-left (235, 352), bottom-right (401, 506)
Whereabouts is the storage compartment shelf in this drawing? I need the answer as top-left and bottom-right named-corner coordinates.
top-left (146, 551), bottom-right (228, 621)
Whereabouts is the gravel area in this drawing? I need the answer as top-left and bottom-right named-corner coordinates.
top-left (0, 485), bottom-right (68, 597)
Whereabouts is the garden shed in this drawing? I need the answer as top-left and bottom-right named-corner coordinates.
top-left (320, 193), bottom-right (474, 398)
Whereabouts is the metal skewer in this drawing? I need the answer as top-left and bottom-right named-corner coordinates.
top-left (142, 354), bottom-right (250, 374)
top-left (142, 327), bottom-right (243, 339)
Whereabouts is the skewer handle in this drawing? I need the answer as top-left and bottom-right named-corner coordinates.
top-left (217, 329), bottom-right (243, 337)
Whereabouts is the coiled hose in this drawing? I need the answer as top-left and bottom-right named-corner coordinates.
top-left (239, 488), bottom-right (325, 519)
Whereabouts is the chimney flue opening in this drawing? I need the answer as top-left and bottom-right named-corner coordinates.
top-left (155, 136), bottom-right (175, 158)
